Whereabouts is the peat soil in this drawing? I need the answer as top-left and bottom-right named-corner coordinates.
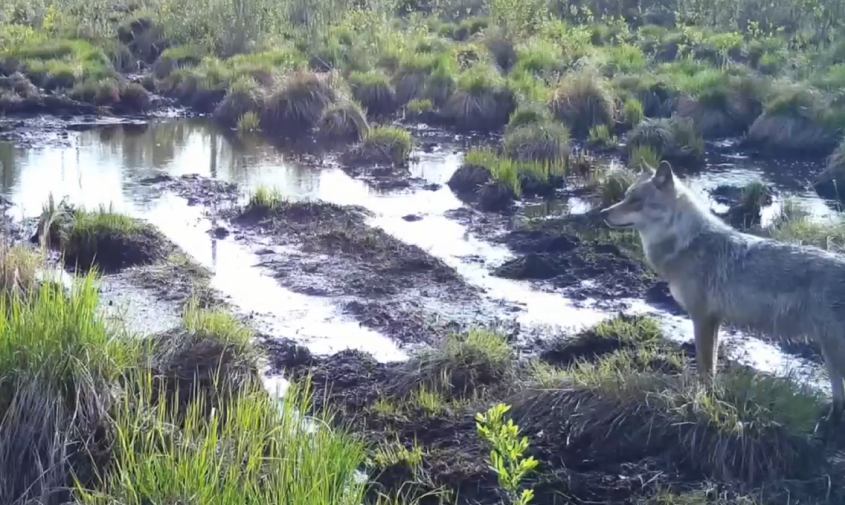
top-left (269, 330), bottom-right (840, 505)
top-left (215, 198), bottom-right (514, 346)
top-left (448, 204), bottom-right (680, 312)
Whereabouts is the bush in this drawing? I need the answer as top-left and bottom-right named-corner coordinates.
top-left (441, 65), bottom-right (516, 131)
top-left (550, 72), bottom-right (616, 136)
top-left (349, 70), bottom-right (397, 116)
top-left (503, 121), bottom-right (571, 163)
top-left (626, 116), bottom-right (705, 163)
top-left (261, 71), bottom-right (338, 137)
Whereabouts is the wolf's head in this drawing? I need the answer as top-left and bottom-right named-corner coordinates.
top-left (600, 161), bottom-right (678, 233)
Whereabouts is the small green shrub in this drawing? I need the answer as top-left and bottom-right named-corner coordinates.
top-left (476, 403), bottom-right (539, 505)
top-left (627, 116), bottom-right (704, 163)
top-left (593, 166), bottom-right (638, 206)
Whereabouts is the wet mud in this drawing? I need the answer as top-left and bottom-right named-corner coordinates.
top-left (223, 200), bottom-right (490, 345)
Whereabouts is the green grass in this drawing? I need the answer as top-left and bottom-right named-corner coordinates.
top-left (502, 120), bottom-right (570, 163)
top-left (349, 69), bottom-right (397, 116)
top-left (518, 347), bottom-right (824, 485)
top-left (237, 111), bottom-right (261, 133)
top-left (464, 148), bottom-right (566, 197)
top-left (593, 165), bottom-right (638, 206)
top-left (246, 186), bottom-right (287, 213)
top-left (319, 99), bottom-right (370, 141)
top-left (549, 71), bottom-right (616, 136)
top-left (397, 328), bottom-right (514, 399)
top-left (587, 124), bottom-right (616, 148)
top-left (355, 125), bottom-right (413, 166)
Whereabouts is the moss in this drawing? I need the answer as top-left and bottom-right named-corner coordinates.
top-left (503, 121), bottom-right (571, 163)
top-left (260, 70), bottom-right (338, 137)
top-left (550, 71), bottom-right (616, 136)
top-left (349, 70), bottom-right (397, 116)
top-left (441, 65), bottom-right (516, 132)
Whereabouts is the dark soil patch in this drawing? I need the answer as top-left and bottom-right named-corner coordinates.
top-left (126, 253), bottom-right (223, 309)
top-left (493, 218), bottom-right (662, 304)
top-left (338, 162), bottom-right (437, 192)
top-left (139, 173), bottom-right (240, 207)
top-left (225, 200), bottom-right (491, 345)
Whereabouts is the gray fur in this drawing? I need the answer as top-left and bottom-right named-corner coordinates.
top-left (600, 162), bottom-right (845, 407)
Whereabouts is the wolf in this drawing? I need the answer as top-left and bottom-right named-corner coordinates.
top-left (600, 161), bottom-right (845, 419)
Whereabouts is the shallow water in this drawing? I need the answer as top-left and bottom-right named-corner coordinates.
top-left (0, 118), bottom-right (830, 383)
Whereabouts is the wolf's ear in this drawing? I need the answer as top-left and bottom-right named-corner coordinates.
top-left (652, 161), bottom-right (674, 190)
top-left (640, 160), bottom-right (656, 175)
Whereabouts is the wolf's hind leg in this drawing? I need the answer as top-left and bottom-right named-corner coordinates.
top-left (820, 342), bottom-right (845, 422)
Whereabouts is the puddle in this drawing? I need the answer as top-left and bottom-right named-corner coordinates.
top-left (0, 118), bottom-right (832, 384)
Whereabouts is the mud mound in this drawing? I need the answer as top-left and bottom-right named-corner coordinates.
top-left (35, 206), bottom-right (172, 273)
top-left (144, 326), bottom-right (261, 417)
top-left (494, 236), bottom-right (654, 300)
top-left (228, 199), bottom-right (485, 344)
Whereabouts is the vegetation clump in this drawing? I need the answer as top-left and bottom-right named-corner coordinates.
top-left (349, 69), bottom-right (397, 116)
top-left (318, 99), bottom-right (370, 141)
top-left (38, 201), bottom-right (171, 272)
top-left (214, 76), bottom-right (266, 127)
top-left (550, 72), bottom-right (616, 136)
top-left (745, 86), bottom-right (840, 154)
top-left (441, 65), bottom-right (516, 131)
top-left (341, 125), bottom-right (412, 167)
top-left (626, 116), bottom-right (705, 164)
top-left (502, 120), bottom-right (571, 163)
top-left (261, 70), bottom-right (339, 137)
top-left (395, 328), bottom-right (514, 399)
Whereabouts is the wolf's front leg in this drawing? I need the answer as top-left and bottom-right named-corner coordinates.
top-left (821, 344), bottom-right (845, 424)
top-left (692, 315), bottom-right (721, 383)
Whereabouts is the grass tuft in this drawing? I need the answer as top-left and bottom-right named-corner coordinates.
top-left (550, 71), bottom-right (616, 136)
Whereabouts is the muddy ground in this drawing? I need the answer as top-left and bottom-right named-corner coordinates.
top-left (268, 328), bottom-right (842, 505)
top-left (179, 190), bottom-right (513, 346)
